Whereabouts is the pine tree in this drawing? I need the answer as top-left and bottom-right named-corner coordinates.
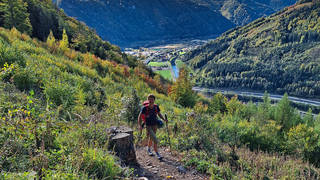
top-left (303, 108), bottom-right (314, 127)
top-left (208, 92), bottom-right (227, 114)
top-left (58, 28), bottom-right (69, 52)
top-left (46, 30), bottom-right (56, 48)
top-left (0, 0), bottom-right (32, 35)
top-left (275, 93), bottom-right (298, 132)
top-left (169, 67), bottom-right (196, 107)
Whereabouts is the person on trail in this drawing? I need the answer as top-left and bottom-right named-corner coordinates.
top-left (138, 94), bottom-right (167, 160)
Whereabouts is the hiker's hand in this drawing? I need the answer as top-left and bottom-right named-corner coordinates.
top-left (139, 125), bottom-right (143, 131)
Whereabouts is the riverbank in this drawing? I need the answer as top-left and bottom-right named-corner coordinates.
top-left (193, 87), bottom-right (320, 114)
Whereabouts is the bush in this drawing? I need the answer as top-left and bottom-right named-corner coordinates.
top-left (0, 171), bottom-right (37, 180)
top-left (44, 82), bottom-right (76, 109)
top-left (43, 170), bottom-right (88, 180)
top-left (287, 124), bottom-right (319, 156)
top-left (0, 41), bottom-right (25, 68)
top-left (12, 66), bottom-right (37, 91)
top-left (81, 148), bottom-right (121, 179)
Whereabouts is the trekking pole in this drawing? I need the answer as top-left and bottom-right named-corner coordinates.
top-left (136, 123), bottom-right (143, 147)
top-left (165, 114), bottom-right (171, 152)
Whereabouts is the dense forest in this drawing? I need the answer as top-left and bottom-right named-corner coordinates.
top-left (184, 0), bottom-right (320, 99)
top-left (1, 0), bottom-right (320, 179)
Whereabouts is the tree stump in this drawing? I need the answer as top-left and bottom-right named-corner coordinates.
top-left (107, 126), bottom-right (137, 164)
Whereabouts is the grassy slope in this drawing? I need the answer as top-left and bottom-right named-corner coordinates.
top-left (1, 27), bottom-right (320, 179)
top-left (0, 27), bottom-right (174, 178)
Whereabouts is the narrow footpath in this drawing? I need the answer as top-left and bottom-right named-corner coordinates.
top-left (132, 147), bottom-right (209, 180)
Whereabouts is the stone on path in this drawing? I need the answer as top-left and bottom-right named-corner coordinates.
top-left (177, 166), bottom-right (187, 174)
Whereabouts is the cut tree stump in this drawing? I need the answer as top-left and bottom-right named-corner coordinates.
top-left (107, 126), bottom-right (137, 164)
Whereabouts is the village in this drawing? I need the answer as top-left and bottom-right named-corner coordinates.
top-left (124, 39), bottom-right (209, 80)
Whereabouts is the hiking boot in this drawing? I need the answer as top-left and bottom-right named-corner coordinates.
top-left (156, 152), bottom-right (163, 160)
top-left (147, 148), bottom-right (154, 156)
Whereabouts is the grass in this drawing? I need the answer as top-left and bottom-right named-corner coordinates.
top-left (148, 61), bottom-right (170, 67)
top-left (155, 70), bottom-right (172, 80)
top-left (175, 59), bottom-right (185, 68)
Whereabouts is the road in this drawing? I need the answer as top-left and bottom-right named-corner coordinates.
top-left (192, 87), bottom-right (320, 107)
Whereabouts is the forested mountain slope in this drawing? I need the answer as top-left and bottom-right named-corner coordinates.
top-left (54, 0), bottom-right (295, 47)
top-left (203, 0), bottom-right (296, 26)
top-left (0, 0), bottom-right (135, 65)
top-left (184, 0), bottom-right (320, 99)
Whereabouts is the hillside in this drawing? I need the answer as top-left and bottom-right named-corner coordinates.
top-left (184, 0), bottom-right (320, 99)
top-left (54, 0), bottom-right (295, 47)
top-left (203, 0), bottom-right (296, 26)
top-left (0, 0), bottom-right (136, 65)
top-left (2, 0), bottom-right (320, 179)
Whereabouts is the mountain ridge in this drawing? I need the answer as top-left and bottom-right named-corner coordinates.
top-left (54, 0), bottom-right (296, 47)
top-left (184, 0), bottom-right (320, 99)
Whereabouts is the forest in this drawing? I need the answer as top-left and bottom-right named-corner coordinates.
top-left (184, 0), bottom-right (320, 99)
top-left (0, 0), bottom-right (320, 179)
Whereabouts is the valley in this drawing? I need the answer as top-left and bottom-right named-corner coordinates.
top-left (124, 39), bottom-right (210, 80)
top-left (1, 0), bottom-right (320, 179)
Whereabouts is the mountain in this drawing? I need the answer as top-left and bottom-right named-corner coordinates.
top-left (1, 1), bottom-right (320, 179)
top-left (218, 0), bottom-right (296, 25)
top-left (0, 0), bottom-right (136, 65)
top-left (53, 0), bottom-right (296, 48)
top-left (184, 0), bottom-right (320, 99)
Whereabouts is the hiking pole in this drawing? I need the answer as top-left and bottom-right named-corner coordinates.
top-left (165, 114), bottom-right (171, 152)
top-left (136, 123), bottom-right (144, 147)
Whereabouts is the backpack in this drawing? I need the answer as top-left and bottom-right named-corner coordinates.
top-left (140, 100), bottom-right (162, 127)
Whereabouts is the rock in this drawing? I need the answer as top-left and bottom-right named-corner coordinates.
top-left (138, 177), bottom-right (148, 180)
top-left (177, 166), bottom-right (187, 174)
top-left (152, 168), bottom-right (159, 172)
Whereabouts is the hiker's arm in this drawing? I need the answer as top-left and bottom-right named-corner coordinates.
top-left (138, 112), bottom-right (142, 129)
top-left (158, 112), bottom-right (167, 122)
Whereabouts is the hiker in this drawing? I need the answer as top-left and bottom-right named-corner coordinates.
top-left (138, 94), bottom-right (167, 160)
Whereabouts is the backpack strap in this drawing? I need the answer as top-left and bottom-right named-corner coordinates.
top-left (145, 104), bottom-right (158, 115)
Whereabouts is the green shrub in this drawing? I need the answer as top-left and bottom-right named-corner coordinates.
top-left (0, 63), bottom-right (16, 82)
top-left (0, 41), bottom-right (25, 67)
top-left (287, 124), bottom-right (319, 156)
top-left (0, 137), bottom-right (31, 172)
top-left (44, 82), bottom-right (76, 109)
top-left (12, 66), bottom-right (37, 91)
top-left (210, 164), bottom-right (234, 180)
top-left (81, 148), bottom-right (121, 179)
top-left (43, 170), bottom-right (89, 180)
top-left (0, 171), bottom-right (37, 180)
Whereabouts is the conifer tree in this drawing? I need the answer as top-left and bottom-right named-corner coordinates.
top-left (208, 92), bottom-right (227, 114)
top-left (169, 67), bottom-right (196, 107)
top-left (46, 30), bottom-right (55, 48)
top-left (303, 108), bottom-right (314, 127)
top-left (275, 93), bottom-right (297, 132)
top-left (0, 0), bottom-right (32, 35)
top-left (58, 28), bottom-right (69, 52)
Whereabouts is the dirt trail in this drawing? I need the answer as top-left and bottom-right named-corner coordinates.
top-left (132, 146), bottom-right (209, 180)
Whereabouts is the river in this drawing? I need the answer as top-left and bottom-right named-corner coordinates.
top-left (172, 65), bottom-right (179, 78)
